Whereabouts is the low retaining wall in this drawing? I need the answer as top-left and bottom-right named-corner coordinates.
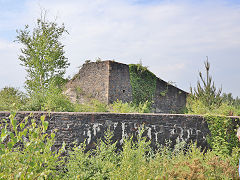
top-left (0, 112), bottom-right (239, 150)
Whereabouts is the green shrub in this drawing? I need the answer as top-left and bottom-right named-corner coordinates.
top-left (205, 115), bottom-right (240, 156)
top-left (186, 96), bottom-right (240, 116)
top-left (63, 128), bottom-right (239, 179)
top-left (74, 99), bottom-right (109, 112)
top-left (1, 114), bottom-right (239, 179)
top-left (110, 100), bottom-right (136, 113)
top-left (42, 87), bottom-right (74, 112)
top-left (135, 101), bottom-right (152, 113)
top-left (110, 100), bottom-right (152, 113)
top-left (65, 129), bottom-right (119, 179)
top-left (25, 82), bottom-right (74, 112)
top-left (0, 113), bottom-right (65, 179)
top-left (0, 87), bottom-right (27, 111)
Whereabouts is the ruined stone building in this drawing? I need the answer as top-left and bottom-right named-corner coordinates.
top-left (65, 60), bottom-right (188, 113)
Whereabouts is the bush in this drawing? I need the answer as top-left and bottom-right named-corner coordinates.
top-left (74, 99), bottom-right (109, 112)
top-left (109, 100), bottom-right (152, 113)
top-left (186, 96), bottom-right (240, 116)
top-left (109, 100), bottom-right (136, 113)
top-left (1, 114), bottom-right (239, 179)
top-left (0, 113), bottom-right (65, 179)
top-left (25, 82), bottom-right (74, 112)
top-left (0, 87), bottom-right (27, 111)
top-left (63, 128), bottom-right (239, 179)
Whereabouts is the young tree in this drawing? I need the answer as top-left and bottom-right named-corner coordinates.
top-left (190, 57), bottom-right (222, 108)
top-left (15, 13), bottom-right (70, 96)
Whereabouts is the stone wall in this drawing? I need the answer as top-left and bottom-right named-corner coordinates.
top-left (108, 61), bottom-right (133, 103)
top-left (1, 112), bottom-right (234, 150)
top-left (65, 61), bottom-right (109, 103)
top-left (64, 60), bottom-right (188, 113)
top-left (107, 61), bottom-right (188, 113)
top-left (153, 79), bottom-right (187, 113)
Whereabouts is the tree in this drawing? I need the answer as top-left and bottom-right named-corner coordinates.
top-left (222, 93), bottom-right (240, 108)
top-left (0, 87), bottom-right (27, 111)
top-left (15, 13), bottom-right (70, 96)
top-left (190, 57), bottom-right (222, 109)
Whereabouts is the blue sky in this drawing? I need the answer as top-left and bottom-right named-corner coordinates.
top-left (0, 0), bottom-right (240, 97)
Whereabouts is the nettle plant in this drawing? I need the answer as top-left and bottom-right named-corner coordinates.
top-left (0, 113), bottom-right (65, 179)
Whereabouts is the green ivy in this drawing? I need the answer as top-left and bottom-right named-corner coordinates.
top-left (129, 64), bottom-right (157, 105)
top-left (205, 115), bottom-right (239, 156)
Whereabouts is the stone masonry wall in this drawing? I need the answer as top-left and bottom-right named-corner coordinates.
top-left (64, 60), bottom-right (188, 113)
top-left (153, 79), bottom-right (187, 113)
top-left (1, 112), bottom-right (235, 150)
top-left (65, 61), bottom-right (109, 103)
top-left (106, 61), bottom-right (188, 113)
top-left (108, 61), bottom-right (133, 103)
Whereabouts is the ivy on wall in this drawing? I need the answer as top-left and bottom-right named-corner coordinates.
top-left (129, 63), bottom-right (157, 105)
top-left (205, 115), bottom-right (239, 155)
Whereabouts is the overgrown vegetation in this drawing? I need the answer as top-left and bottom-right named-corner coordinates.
top-left (1, 114), bottom-right (240, 179)
top-left (205, 115), bottom-right (239, 156)
top-left (187, 57), bottom-right (240, 116)
top-left (110, 100), bottom-right (152, 113)
top-left (0, 87), bottom-right (27, 111)
top-left (15, 12), bottom-right (70, 112)
top-left (186, 59), bottom-right (240, 162)
top-left (0, 114), bottom-right (65, 179)
top-left (129, 62), bottom-right (157, 105)
top-left (189, 57), bottom-right (222, 111)
top-left (0, 86), bottom-right (153, 113)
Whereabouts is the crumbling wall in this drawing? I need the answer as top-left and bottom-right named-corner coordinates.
top-left (108, 61), bottom-right (133, 103)
top-left (64, 60), bottom-right (188, 113)
top-left (65, 61), bottom-right (109, 103)
top-left (153, 79), bottom-right (187, 113)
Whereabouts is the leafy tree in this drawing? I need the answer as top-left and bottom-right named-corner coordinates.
top-left (0, 87), bottom-right (27, 111)
top-left (15, 13), bottom-right (70, 96)
top-left (190, 57), bottom-right (222, 109)
top-left (222, 93), bottom-right (240, 108)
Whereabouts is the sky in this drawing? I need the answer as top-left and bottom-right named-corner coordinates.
top-left (0, 0), bottom-right (240, 97)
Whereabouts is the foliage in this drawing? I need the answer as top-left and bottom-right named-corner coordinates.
top-left (1, 114), bottom-right (239, 179)
top-left (190, 57), bottom-right (222, 110)
top-left (135, 101), bottom-right (152, 113)
top-left (65, 129), bottom-right (120, 179)
top-left (222, 92), bottom-right (240, 108)
top-left (74, 99), bottom-right (109, 112)
top-left (0, 87), bottom-right (153, 113)
top-left (63, 129), bottom-right (239, 179)
top-left (186, 97), bottom-right (240, 116)
top-left (186, 58), bottom-right (240, 116)
top-left (110, 100), bottom-right (152, 113)
top-left (110, 100), bottom-right (136, 113)
top-left (205, 115), bottom-right (240, 156)
top-left (129, 62), bottom-right (156, 105)
top-left (25, 80), bottom-right (74, 112)
top-left (0, 87), bottom-right (27, 111)
top-left (73, 99), bottom-right (152, 113)
top-left (15, 13), bottom-right (69, 97)
top-left (0, 113), bottom-right (65, 179)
